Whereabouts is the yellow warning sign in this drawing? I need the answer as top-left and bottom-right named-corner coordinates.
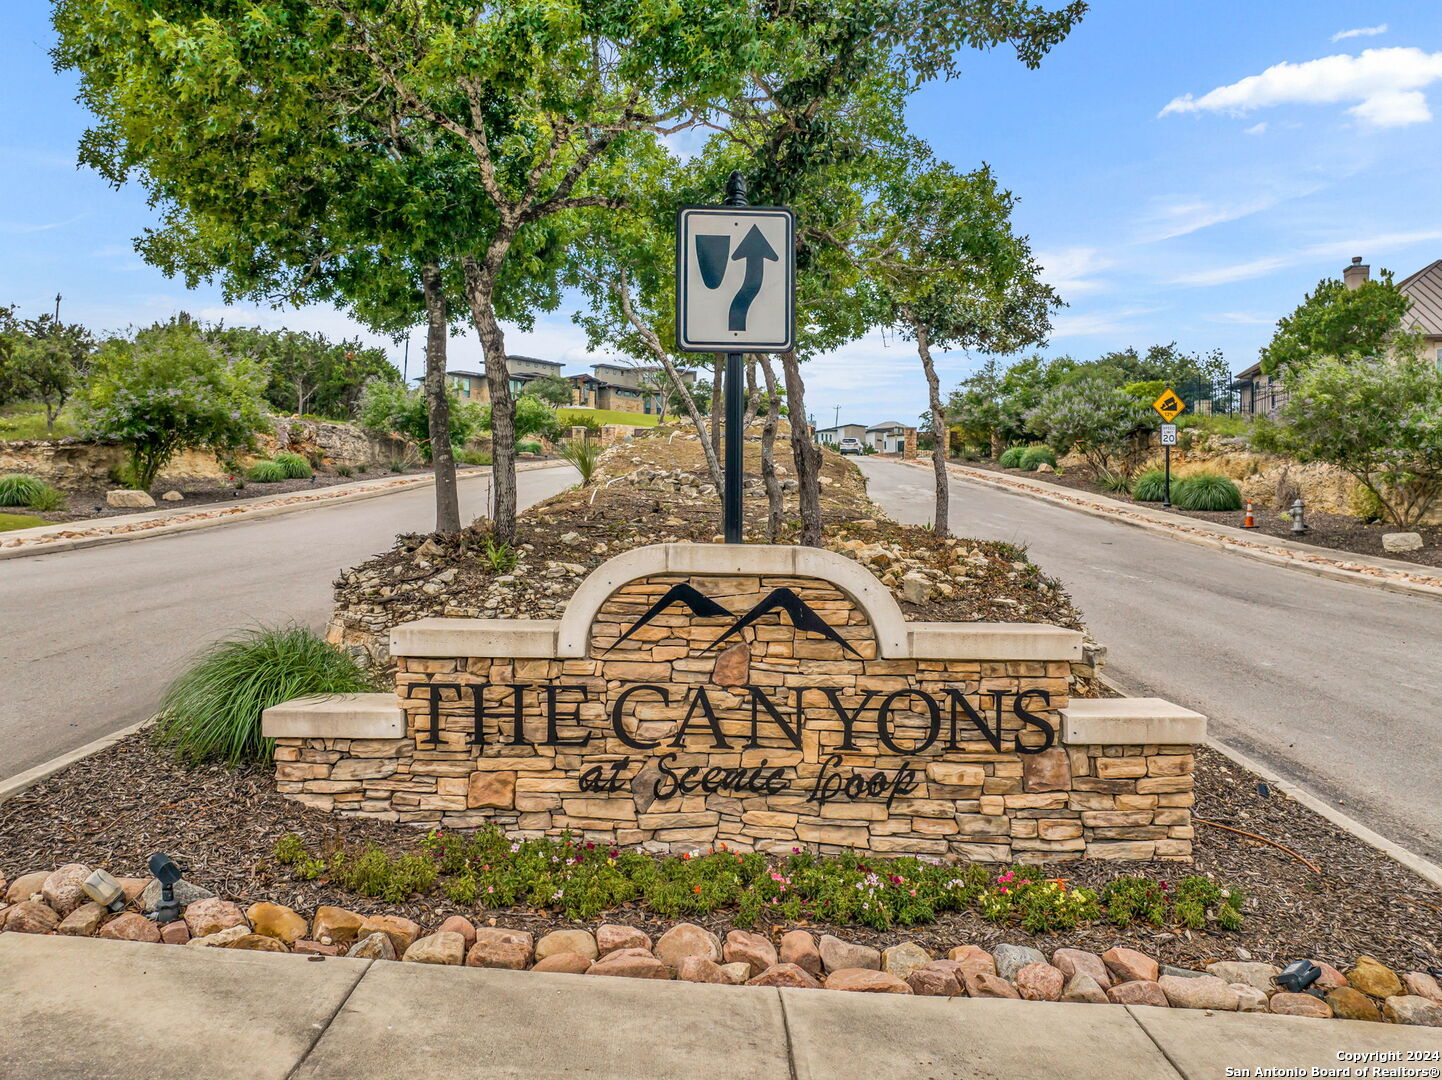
top-left (1153, 388), bottom-right (1185, 422)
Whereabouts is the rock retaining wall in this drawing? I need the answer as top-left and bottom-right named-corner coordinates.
top-left (269, 545), bottom-right (1204, 862)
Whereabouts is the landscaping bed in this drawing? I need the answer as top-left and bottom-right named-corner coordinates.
top-left (966, 459), bottom-right (1442, 569)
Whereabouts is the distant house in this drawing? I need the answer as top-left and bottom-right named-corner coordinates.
top-left (816, 423), bottom-right (866, 447)
top-left (448, 356), bottom-right (564, 404)
top-left (1232, 255), bottom-right (1442, 417)
top-left (865, 420), bottom-right (911, 453)
top-left (567, 363), bottom-right (694, 416)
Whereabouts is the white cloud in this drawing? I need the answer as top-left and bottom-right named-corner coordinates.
top-left (1333, 24), bottom-right (1387, 43)
top-left (0, 214), bottom-right (88, 234)
top-left (1244, 122), bottom-right (1268, 135)
top-left (1206, 311), bottom-right (1275, 325)
top-left (1169, 228), bottom-right (1442, 287)
top-left (1159, 47), bottom-right (1442, 129)
top-left (1049, 307), bottom-right (1156, 338)
top-left (1033, 246), bottom-right (1112, 297)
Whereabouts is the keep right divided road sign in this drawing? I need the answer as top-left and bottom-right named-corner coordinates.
top-left (676, 206), bottom-right (795, 353)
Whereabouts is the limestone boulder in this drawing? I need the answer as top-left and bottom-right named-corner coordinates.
top-left (41, 864), bottom-right (92, 918)
top-left (1384, 996), bottom-right (1442, 1027)
top-left (226, 933), bottom-right (288, 953)
top-left (246, 902), bottom-right (307, 945)
top-left (947, 945), bottom-right (995, 976)
top-left (963, 971), bottom-right (1020, 999)
top-left (1205, 961), bottom-right (1279, 994)
top-left (1052, 948), bottom-right (1111, 990)
top-left (187, 925), bottom-right (251, 948)
top-left (881, 942), bottom-right (932, 980)
top-left (5, 871), bottom-right (50, 904)
top-left (780, 930), bottom-right (822, 976)
top-left (1269, 992), bottom-right (1332, 1018)
top-left (57, 902), bottom-right (108, 937)
top-left (1101, 947), bottom-right (1159, 985)
top-left (1107, 980), bottom-right (1169, 1008)
top-left (183, 898), bottom-right (247, 939)
top-left (531, 953), bottom-right (593, 975)
top-left (346, 932), bottom-right (397, 960)
top-left (436, 916), bottom-right (476, 949)
top-left (106, 489), bottom-right (155, 508)
top-left (1159, 974), bottom-right (1238, 1011)
top-left (677, 956), bottom-right (734, 984)
top-left (588, 947), bottom-right (670, 980)
top-left (1310, 960), bottom-right (1348, 992)
top-left (466, 939), bottom-right (531, 970)
top-left (536, 929), bottom-right (598, 962)
top-left (596, 924), bottom-right (650, 957)
top-left (747, 964), bottom-right (822, 990)
top-left (818, 934), bottom-right (879, 973)
top-left (720, 963), bottom-right (753, 984)
top-left (654, 923), bottom-right (721, 972)
top-left (140, 878), bottom-right (213, 913)
top-left (1015, 963), bottom-right (1065, 1002)
top-left (1061, 972), bottom-right (1109, 1004)
top-left (1326, 987), bottom-right (1383, 1022)
top-left (357, 915), bottom-right (422, 956)
top-left (160, 922), bottom-right (190, 945)
top-left (1403, 971), bottom-right (1442, 1004)
top-left (824, 968), bottom-right (913, 994)
top-left (403, 931), bottom-right (466, 966)
top-left (99, 913), bottom-right (162, 943)
top-left (1232, 984), bottom-right (1269, 1012)
top-left (723, 930), bottom-right (778, 977)
top-left (311, 906), bottom-right (365, 947)
top-left (4, 901), bottom-right (60, 934)
top-left (1347, 956), bottom-right (1403, 1000)
top-left (907, 963), bottom-right (962, 997)
top-left (992, 944), bottom-right (1046, 982)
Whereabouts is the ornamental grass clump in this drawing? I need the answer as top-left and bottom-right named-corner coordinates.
top-left (154, 626), bottom-right (381, 766)
top-left (1019, 445), bottom-right (1057, 471)
top-left (998, 446), bottom-right (1026, 469)
top-left (1131, 467), bottom-right (1167, 502)
top-left (558, 438), bottom-right (602, 485)
top-left (245, 460), bottom-right (288, 483)
top-left (272, 450), bottom-right (313, 479)
top-left (273, 828), bottom-right (1245, 935)
top-left (1172, 471), bottom-right (1242, 511)
top-left (0, 474), bottom-right (49, 507)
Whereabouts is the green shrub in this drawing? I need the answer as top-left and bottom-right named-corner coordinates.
top-left (273, 451), bottom-right (313, 479)
top-left (454, 448), bottom-right (492, 466)
top-left (334, 464), bottom-right (354, 478)
top-left (1172, 472), bottom-right (1242, 511)
top-left (1131, 468), bottom-right (1167, 502)
top-left (27, 484), bottom-right (67, 511)
top-left (481, 536), bottom-right (517, 573)
top-left (246, 460), bottom-right (288, 483)
top-left (0, 474), bottom-right (49, 507)
top-left (558, 439), bottom-right (602, 484)
top-left (515, 440), bottom-right (542, 455)
top-left (1097, 469), bottom-right (1131, 494)
top-left (105, 462), bottom-right (137, 488)
top-left (1020, 446), bottom-right (1057, 471)
top-left (153, 625), bottom-right (380, 765)
top-left (998, 446), bottom-right (1026, 469)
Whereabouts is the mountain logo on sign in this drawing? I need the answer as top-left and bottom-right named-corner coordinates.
top-left (706, 587), bottom-right (860, 657)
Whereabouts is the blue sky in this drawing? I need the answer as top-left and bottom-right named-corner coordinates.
top-left (2, 2), bottom-right (1440, 428)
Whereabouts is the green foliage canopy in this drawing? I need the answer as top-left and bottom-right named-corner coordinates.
top-left (1259, 272), bottom-right (1417, 376)
top-left (356, 379), bottom-right (481, 463)
top-left (1025, 370), bottom-right (1153, 474)
top-left (77, 320), bottom-right (270, 489)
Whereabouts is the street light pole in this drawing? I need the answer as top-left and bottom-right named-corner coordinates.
top-left (722, 170), bottom-right (748, 544)
top-left (54, 293), bottom-right (61, 321)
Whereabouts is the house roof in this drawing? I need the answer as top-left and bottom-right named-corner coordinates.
top-left (1232, 361), bottom-right (1263, 381)
top-left (817, 423), bottom-right (866, 434)
top-left (866, 421), bottom-right (906, 431)
top-left (1398, 259), bottom-right (1442, 337)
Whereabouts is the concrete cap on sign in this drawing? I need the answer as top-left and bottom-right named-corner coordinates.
top-left (1060, 698), bottom-right (1207, 745)
top-left (261, 694), bottom-right (403, 739)
top-left (390, 618), bottom-right (560, 658)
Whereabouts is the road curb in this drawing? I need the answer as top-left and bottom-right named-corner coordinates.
top-left (1099, 676), bottom-right (1442, 891)
top-left (923, 460), bottom-right (1442, 603)
top-left (0, 718), bottom-right (153, 804)
top-left (0, 461), bottom-right (569, 562)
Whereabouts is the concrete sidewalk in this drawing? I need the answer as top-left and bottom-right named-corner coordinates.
top-left (4, 936), bottom-right (1439, 1080)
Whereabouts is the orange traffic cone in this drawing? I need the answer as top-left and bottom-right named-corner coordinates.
top-left (1242, 500), bottom-right (1257, 529)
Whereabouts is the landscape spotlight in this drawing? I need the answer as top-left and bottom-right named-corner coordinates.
top-left (1273, 959), bottom-right (1321, 995)
top-left (82, 869), bottom-right (127, 913)
top-left (147, 852), bottom-right (184, 924)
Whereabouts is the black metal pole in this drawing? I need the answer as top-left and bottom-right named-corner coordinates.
top-left (722, 170), bottom-right (748, 544)
top-left (1163, 444), bottom-right (1172, 509)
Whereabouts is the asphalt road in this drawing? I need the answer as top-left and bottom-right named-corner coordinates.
top-left (856, 457), bottom-right (1442, 863)
top-left (0, 467), bottom-right (577, 783)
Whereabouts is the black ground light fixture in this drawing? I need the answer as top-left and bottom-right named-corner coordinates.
top-left (147, 852), bottom-right (183, 924)
top-left (1273, 959), bottom-right (1322, 995)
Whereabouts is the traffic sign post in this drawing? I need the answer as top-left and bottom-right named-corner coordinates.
top-left (676, 172), bottom-right (797, 543)
top-left (1152, 390), bottom-right (1186, 508)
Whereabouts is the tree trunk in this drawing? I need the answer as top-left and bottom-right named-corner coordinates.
top-left (421, 263), bottom-right (461, 534)
top-left (461, 252), bottom-right (518, 544)
top-left (779, 349), bottom-right (823, 546)
top-left (758, 353), bottom-right (784, 542)
top-left (914, 322), bottom-right (949, 538)
top-left (710, 353), bottom-right (724, 466)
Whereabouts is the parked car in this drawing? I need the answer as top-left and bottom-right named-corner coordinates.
top-left (838, 437), bottom-right (863, 455)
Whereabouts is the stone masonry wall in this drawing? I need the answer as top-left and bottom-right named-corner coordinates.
top-left (275, 572), bottom-right (1193, 862)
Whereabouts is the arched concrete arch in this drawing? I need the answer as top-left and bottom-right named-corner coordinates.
top-left (555, 543), bottom-right (910, 657)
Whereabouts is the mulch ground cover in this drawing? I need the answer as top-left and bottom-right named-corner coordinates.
top-left (4, 733), bottom-right (1438, 973)
top-left (968, 460), bottom-right (1442, 569)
